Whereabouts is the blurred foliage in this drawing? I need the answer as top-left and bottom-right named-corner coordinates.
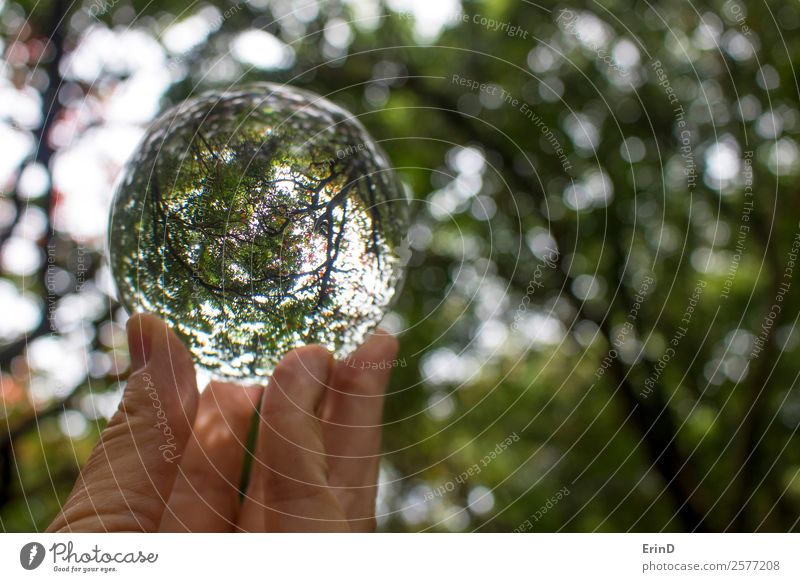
top-left (1, 0), bottom-right (800, 532)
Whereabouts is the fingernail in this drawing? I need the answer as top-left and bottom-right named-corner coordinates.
top-left (127, 313), bottom-right (155, 371)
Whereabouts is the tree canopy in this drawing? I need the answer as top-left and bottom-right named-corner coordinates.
top-left (1, 0), bottom-right (799, 532)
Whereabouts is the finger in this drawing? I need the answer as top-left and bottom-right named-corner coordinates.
top-left (159, 382), bottom-right (261, 532)
top-left (242, 346), bottom-right (348, 532)
top-left (323, 329), bottom-right (397, 531)
top-left (48, 313), bottom-right (198, 532)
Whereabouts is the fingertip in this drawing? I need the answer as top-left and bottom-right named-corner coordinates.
top-left (342, 328), bottom-right (399, 369)
top-left (127, 312), bottom-right (198, 417)
top-left (367, 328), bottom-right (399, 360)
top-left (204, 381), bottom-right (263, 418)
top-left (150, 319), bottom-right (196, 384)
top-left (264, 345), bottom-right (332, 415)
top-left (127, 312), bottom-right (196, 380)
top-left (126, 312), bottom-right (158, 371)
top-left (272, 345), bottom-right (332, 388)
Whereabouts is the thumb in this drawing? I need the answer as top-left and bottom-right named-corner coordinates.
top-left (48, 313), bottom-right (199, 532)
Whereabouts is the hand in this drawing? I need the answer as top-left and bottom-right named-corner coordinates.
top-left (47, 313), bottom-right (397, 532)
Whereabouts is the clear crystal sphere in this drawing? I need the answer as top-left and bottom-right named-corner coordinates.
top-left (109, 83), bottom-right (408, 379)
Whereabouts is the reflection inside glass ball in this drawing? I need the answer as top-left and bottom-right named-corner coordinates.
top-left (109, 83), bottom-right (408, 379)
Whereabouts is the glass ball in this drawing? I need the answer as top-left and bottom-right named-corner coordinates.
top-left (109, 83), bottom-right (408, 379)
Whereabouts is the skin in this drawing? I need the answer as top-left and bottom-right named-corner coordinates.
top-left (47, 312), bottom-right (397, 532)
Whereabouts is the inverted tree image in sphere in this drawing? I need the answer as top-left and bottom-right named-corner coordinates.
top-left (109, 83), bottom-right (408, 379)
